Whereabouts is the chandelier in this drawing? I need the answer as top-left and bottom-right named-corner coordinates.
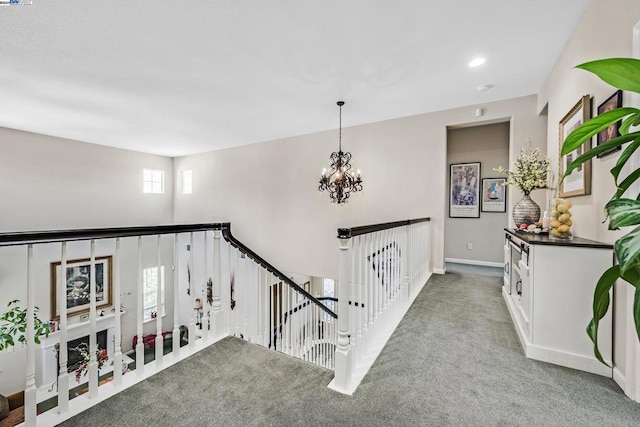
top-left (319, 101), bottom-right (363, 204)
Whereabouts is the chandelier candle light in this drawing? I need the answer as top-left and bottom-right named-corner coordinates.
top-left (319, 101), bottom-right (363, 204)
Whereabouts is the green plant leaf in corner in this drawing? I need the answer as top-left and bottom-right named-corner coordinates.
top-left (561, 108), bottom-right (638, 156)
top-left (615, 226), bottom-right (640, 276)
top-left (610, 135), bottom-right (640, 185)
top-left (606, 198), bottom-right (640, 230)
top-left (587, 265), bottom-right (620, 366)
top-left (577, 58), bottom-right (640, 94)
top-left (561, 132), bottom-right (636, 182)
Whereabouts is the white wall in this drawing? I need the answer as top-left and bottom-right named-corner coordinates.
top-left (0, 127), bottom-right (174, 231)
top-left (446, 122), bottom-right (510, 264)
top-left (174, 94), bottom-right (546, 278)
top-left (538, 0), bottom-right (640, 389)
top-left (0, 127), bottom-right (177, 395)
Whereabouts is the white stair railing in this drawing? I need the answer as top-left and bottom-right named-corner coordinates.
top-left (0, 224), bottom-right (231, 426)
top-left (220, 225), bottom-right (337, 370)
top-left (330, 217), bottom-right (431, 395)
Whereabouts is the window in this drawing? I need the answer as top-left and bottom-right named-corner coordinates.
top-left (143, 266), bottom-right (165, 322)
top-left (323, 278), bottom-right (335, 298)
top-left (182, 170), bottom-right (193, 194)
top-left (143, 168), bottom-right (164, 194)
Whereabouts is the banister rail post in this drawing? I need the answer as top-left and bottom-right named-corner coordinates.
top-left (332, 228), bottom-right (352, 393)
top-left (211, 230), bottom-right (224, 339)
top-left (25, 245), bottom-right (36, 426)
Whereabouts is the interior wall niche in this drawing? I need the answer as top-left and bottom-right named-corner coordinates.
top-left (445, 121), bottom-right (510, 265)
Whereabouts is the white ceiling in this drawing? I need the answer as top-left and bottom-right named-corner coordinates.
top-left (0, 0), bottom-right (589, 157)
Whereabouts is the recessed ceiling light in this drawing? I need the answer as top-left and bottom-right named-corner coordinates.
top-left (477, 84), bottom-right (493, 92)
top-left (469, 57), bottom-right (486, 68)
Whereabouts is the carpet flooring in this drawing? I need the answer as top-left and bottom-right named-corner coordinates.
top-left (60, 271), bottom-right (640, 426)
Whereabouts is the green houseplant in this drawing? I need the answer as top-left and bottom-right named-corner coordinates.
top-left (561, 58), bottom-right (640, 365)
top-left (0, 299), bottom-right (51, 350)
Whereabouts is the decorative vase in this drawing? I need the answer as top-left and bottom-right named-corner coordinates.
top-left (513, 191), bottom-right (541, 227)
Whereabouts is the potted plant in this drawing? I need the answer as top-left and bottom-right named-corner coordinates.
top-left (560, 58), bottom-right (640, 364)
top-left (0, 299), bottom-right (52, 351)
top-left (495, 145), bottom-right (552, 227)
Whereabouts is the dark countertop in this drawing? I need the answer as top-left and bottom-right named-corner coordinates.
top-left (504, 228), bottom-right (613, 250)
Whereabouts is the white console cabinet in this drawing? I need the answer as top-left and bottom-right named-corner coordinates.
top-left (503, 229), bottom-right (613, 377)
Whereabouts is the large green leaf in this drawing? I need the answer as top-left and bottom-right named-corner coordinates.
top-left (561, 132), bottom-right (636, 181)
top-left (611, 135), bottom-right (640, 185)
top-left (615, 225), bottom-right (640, 275)
top-left (562, 108), bottom-right (638, 156)
top-left (614, 167), bottom-right (640, 199)
top-left (606, 199), bottom-right (640, 229)
top-left (587, 265), bottom-right (620, 365)
top-left (577, 58), bottom-right (640, 94)
top-left (619, 113), bottom-right (640, 135)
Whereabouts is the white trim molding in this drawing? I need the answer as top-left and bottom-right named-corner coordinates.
top-left (445, 257), bottom-right (504, 268)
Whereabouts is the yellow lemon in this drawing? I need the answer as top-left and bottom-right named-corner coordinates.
top-left (551, 220), bottom-right (561, 229)
top-left (558, 224), bottom-right (570, 233)
top-left (558, 213), bottom-right (571, 223)
top-left (551, 210), bottom-right (560, 218)
top-left (557, 204), bottom-right (569, 213)
top-left (551, 229), bottom-right (561, 237)
top-left (564, 200), bottom-right (572, 208)
top-left (564, 219), bottom-right (573, 226)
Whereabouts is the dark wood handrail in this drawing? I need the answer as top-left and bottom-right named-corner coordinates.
top-left (0, 222), bottom-right (338, 318)
top-left (0, 223), bottom-right (226, 247)
top-left (337, 217), bottom-right (430, 238)
top-left (221, 225), bottom-right (337, 319)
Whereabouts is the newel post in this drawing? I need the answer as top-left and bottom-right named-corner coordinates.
top-left (333, 228), bottom-right (352, 393)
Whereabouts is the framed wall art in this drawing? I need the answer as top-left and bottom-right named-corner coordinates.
top-left (481, 178), bottom-right (506, 212)
top-left (50, 256), bottom-right (113, 319)
top-left (559, 95), bottom-right (591, 198)
top-left (596, 90), bottom-right (623, 158)
top-left (449, 162), bottom-right (481, 218)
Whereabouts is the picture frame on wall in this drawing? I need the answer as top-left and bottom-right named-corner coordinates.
top-left (481, 178), bottom-right (506, 212)
top-left (559, 95), bottom-right (591, 198)
top-left (596, 90), bottom-right (623, 158)
top-left (449, 162), bottom-right (481, 218)
top-left (51, 256), bottom-right (113, 319)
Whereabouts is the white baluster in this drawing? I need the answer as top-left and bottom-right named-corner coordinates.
top-left (57, 242), bottom-right (69, 413)
top-left (202, 231), bottom-right (210, 345)
top-left (263, 270), bottom-right (269, 347)
top-left (113, 238), bottom-right (123, 386)
top-left (155, 235), bottom-right (163, 366)
top-left (211, 230), bottom-right (223, 340)
top-left (188, 232), bottom-right (196, 349)
top-left (135, 236), bottom-right (145, 376)
top-left (402, 225), bottom-right (409, 303)
top-left (173, 234), bottom-right (181, 359)
top-left (88, 240), bottom-right (98, 398)
top-left (25, 245), bottom-right (36, 426)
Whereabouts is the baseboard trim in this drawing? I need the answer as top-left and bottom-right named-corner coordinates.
top-left (433, 268), bottom-right (446, 275)
top-left (614, 366), bottom-right (626, 391)
top-left (445, 258), bottom-right (504, 268)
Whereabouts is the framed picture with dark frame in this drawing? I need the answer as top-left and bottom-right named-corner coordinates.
top-left (481, 178), bottom-right (507, 212)
top-left (596, 90), bottom-right (623, 158)
top-left (559, 95), bottom-right (591, 198)
top-left (449, 162), bottom-right (481, 218)
top-left (51, 256), bottom-right (113, 319)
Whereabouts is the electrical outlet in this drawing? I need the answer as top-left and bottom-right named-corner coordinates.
top-left (467, 242), bottom-right (473, 250)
